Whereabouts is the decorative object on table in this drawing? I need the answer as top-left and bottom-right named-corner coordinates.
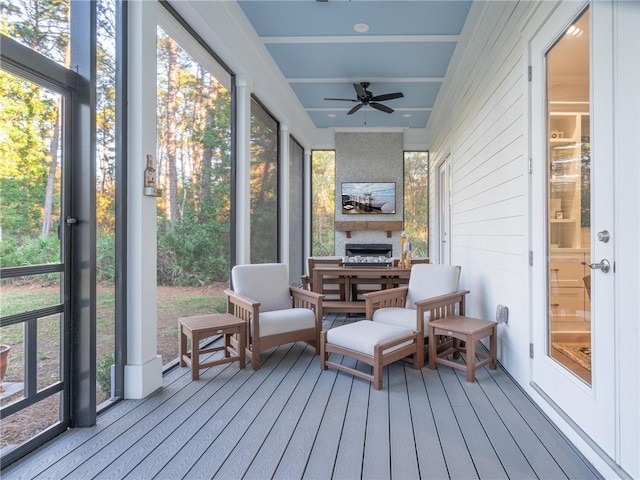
top-left (0, 345), bottom-right (10, 393)
top-left (399, 231), bottom-right (412, 268)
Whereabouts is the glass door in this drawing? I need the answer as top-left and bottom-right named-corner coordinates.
top-left (531, 2), bottom-right (616, 457)
top-left (0, 68), bottom-right (71, 460)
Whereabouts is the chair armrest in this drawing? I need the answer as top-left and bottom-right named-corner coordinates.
top-left (224, 289), bottom-right (261, 338)
top-left (415, 290), bottom-right (470, 324)
top-left (290, 286), bottom-right (324, 307)
top-left (224, 288), bottom-right (260, 310)
top-left (301, 274), bottom-right (311, 290)
top-left (364, 286), bottom-right (409, 319)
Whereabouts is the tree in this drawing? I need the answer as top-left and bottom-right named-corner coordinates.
top-left (165, 36), bottom-right (180, 222)
top-left (155, 27), bottom-right (233, 285)
top-left (95, 0), bottom-right (117, 237)
top-left (311, 151), bottom-right (336, 255)
top-left (0, 0), bottom-right (69, 238)
top-left (403, 152), bottom-right (429, 257)
top-left (0, 71), bottom-right (54, 240)
top-left (249, 110), bottom-right (278, 263)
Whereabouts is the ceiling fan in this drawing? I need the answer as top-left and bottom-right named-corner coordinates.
top-left (324, 82), bottom-right (404, 115)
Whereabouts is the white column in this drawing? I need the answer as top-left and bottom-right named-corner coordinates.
top-left (125, 0), bottom-right (162, 399)
top-left (279, 124), bottom-right (290, 265)
top-left (235, 77), bottom-right (251, 264)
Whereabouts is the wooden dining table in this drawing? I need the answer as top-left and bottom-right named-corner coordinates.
top-left (311, 265), bottom-right (412, 314)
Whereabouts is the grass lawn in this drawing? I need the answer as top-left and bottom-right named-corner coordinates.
top-left (0, 282), bottom-right (228, 449)
top-left (0, 283), bottom-right (228, 398)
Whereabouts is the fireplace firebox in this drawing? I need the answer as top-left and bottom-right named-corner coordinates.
top-left (345, 243), bottom-right (393, 258)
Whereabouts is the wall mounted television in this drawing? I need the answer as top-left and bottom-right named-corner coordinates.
top-left (340, 182), bottom-right (396, 214)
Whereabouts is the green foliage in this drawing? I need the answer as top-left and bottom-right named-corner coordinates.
top-left (0, 235), bottom-right (60, 284)
top-left (96, 353), bottom-right (114, 398)
top-left (0, 238), bottom-right (20, 268)
top-left (157, 216), bottom-right (230, 286)
top-left (0, 71), bottom-right (53, 239)
top-left (96, 235), bottom-right (116, 283)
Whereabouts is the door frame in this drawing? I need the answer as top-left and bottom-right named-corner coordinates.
top-left (0, 4), bottom-right (96, 464)
top-left (435, 150), bottom-right (452, 265)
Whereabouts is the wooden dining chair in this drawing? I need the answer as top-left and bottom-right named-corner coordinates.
top-left (301, 257), bottom-right (347, 301)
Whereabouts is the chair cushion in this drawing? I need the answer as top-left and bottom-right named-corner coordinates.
top-left (372, 307), bottom-right (430, 337)
top-left (405, 264), bottom-right (461, 309)
top-left (326, 321), bottom-right (414, 356)
top-left (231, 263), bottom-right (292, 312)
top-left (255, 308), bottom-right (316, 337)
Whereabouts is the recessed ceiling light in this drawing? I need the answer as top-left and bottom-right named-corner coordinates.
top-left (402, 114), bottom-right (412, 118)
top-left (353, 23), bottom-right (369, 33)
top-left (328, 113), bottom-right (336, 118)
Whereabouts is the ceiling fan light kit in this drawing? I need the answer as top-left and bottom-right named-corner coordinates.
top-left (324, 82), bottom-right (404, 115)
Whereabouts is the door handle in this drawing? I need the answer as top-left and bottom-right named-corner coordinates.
top-left (581, 259), bottom-right (610, 273)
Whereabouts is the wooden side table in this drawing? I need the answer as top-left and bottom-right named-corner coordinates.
top-left (178, 313), bottom-right (246, 380)
top-left (427, 315), bottom-right (497, 382)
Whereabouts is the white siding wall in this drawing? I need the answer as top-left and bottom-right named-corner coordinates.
top-left (428, 1), bottom-right (640, 477)
top-left (428, 1), bottom-right (537, 382)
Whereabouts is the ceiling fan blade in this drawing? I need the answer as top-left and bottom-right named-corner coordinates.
top-left (347, 103), bottom-right (364, 115)
top-left (371, 92), bottom-right (404, 102)
top-left (324, 97), bottom-right (359, 102)
top-left (353, 83), bottom-right (367, 99)
top-left (370, 102), bottom-right (394, 114)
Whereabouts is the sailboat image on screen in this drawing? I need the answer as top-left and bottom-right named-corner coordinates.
top-left (341, 182), bottom-right (396, 214)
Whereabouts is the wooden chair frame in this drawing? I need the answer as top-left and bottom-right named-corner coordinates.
top-left (364, 289), bottom-right (470, 368)
top-left (301, 257), bottom-right (347, 301)
top-left (225, 286), bottom-right (324, 370)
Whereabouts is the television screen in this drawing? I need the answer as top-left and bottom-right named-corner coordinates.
top-left (341, 182), bottom-right (396, 214)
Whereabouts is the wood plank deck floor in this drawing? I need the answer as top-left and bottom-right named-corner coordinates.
top-left (3, 314), bottom-right (601, 480)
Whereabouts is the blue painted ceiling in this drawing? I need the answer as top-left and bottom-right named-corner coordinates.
top-left (237, 0), bottom-right (472, 130)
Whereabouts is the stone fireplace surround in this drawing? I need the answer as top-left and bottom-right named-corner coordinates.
top-left (334, 131), bottom-right (404, 256)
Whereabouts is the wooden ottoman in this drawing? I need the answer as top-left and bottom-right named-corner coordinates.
top-left (179, 313), bottom-right (246, 380)
top-left (320, 320), bottom-right (419, 390)
top-left (427, 315), bottom-right (497, 382)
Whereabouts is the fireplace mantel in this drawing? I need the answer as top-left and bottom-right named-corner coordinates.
top-left (334, 220), bottom-right (403, 238)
